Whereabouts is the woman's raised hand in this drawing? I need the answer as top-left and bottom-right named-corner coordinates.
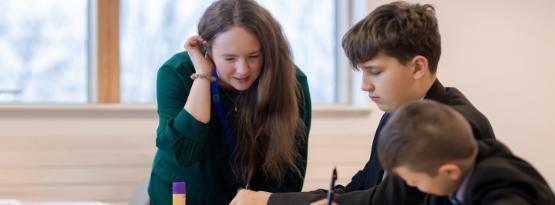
top-left (185, 35), bottom-right (214, 75)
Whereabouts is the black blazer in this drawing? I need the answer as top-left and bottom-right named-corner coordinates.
top-left (345, 80), bottom-right (496, 192)
top-left (333, 140), bottom-right (555, 205)
top-left (269, 80), bottom-right (497, 204)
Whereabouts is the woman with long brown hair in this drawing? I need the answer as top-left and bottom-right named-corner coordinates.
top-left (147, 0), bottom-right (312, 204)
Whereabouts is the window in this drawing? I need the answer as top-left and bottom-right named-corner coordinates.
top-left (0, 0), bottom-right (368, 105)
top-left (0, 0), bottom-right (89, 103)
top-left (259, 0), bottom-right (335, 103)
top-left (120, 0), bottom-right (335, 103)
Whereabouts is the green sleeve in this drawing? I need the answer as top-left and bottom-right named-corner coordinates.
top-left (155, 53), bottom-right (211, 166)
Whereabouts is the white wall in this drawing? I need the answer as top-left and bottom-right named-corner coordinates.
top-left (367, 0), bottom-right (555, 187)
top-left (0, 105), bottom-right (373, 203)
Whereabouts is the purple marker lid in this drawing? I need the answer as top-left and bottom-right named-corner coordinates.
top-left (173, 182), bottom-right (186, 194)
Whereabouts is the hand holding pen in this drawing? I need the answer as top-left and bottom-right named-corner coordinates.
top-left (326, 167), bottom-right (338, 205)
top-left (310, 168), bottom-right (339, 205)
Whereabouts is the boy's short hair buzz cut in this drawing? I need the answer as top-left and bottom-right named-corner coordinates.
top-left (342, 1), bottom-right (441, 73)
top-left (377, 100), bottom-right (477, 176)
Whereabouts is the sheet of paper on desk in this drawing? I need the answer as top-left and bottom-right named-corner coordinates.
top-left (24, 202), bottom-right (108, 205)
top-left (0, 200), bottom-right (21, 205)
top-left (0, 200), bottom-right (109, 205)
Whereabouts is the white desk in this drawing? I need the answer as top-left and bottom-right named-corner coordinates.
top-left (0, 200), bottom-right (108, 205)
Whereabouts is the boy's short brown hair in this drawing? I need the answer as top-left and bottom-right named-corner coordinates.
top-left (342, 1), bottom-right (441, 73)
top-left (378, 100), bottom-right (477, 176)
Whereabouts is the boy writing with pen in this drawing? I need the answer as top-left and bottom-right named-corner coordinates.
top-left (312, 101), bottom-right (555, 205)
top-left (231, 1), bottom-right (498, 204)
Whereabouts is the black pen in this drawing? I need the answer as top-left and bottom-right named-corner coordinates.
top-left (326, 167), bottom-right (337, 205)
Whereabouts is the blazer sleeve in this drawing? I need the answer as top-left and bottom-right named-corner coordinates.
top-left (335, 175), bottom-right (425, 205)
top-left (269, 191), bottom-right (326, 205)
top-left (269, 175), bottom-right (425, 205)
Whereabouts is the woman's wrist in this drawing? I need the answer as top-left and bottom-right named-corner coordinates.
top-left (190, 73), bottom-right (216, 81)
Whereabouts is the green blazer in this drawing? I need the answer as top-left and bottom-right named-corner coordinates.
top-left (148, 52), bottom-right (312, 205)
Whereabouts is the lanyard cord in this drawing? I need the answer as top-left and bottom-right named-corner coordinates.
top-left (210, 69), bottom-right (237, 156)
top-left (210, 69), bottom-right (251, 189)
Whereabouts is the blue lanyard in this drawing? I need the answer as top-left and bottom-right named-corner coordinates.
top-left (210, 70), bottom-right (250, 188)
top-left (210, 69), bottom-right (237, 156)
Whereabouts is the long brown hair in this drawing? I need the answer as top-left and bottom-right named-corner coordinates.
top-left (198, 0), bottom-right (305, 184)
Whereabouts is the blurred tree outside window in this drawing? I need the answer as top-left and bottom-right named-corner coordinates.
top-left (0, 0), bottom-right (88, 103)
top-left (120, 0), bottom-right (335, 103)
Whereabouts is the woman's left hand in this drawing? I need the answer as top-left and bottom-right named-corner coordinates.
top-left (310, 199), bottom-right (339, 205)
top-left (229, 189), bottom-right (271, 205)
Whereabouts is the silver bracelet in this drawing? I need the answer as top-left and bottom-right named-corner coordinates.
top-left (190, 73), bottom-right (216, 82)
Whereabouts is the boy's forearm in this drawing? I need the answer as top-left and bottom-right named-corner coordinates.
top-left (268, 191), bottom-right (327, 205)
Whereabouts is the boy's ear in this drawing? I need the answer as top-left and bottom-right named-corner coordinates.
top-left (438, 163), bottom-right (462, 181)
top-left (411, 55), bottom-right (429, 79)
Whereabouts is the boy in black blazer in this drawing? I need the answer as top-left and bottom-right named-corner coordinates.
top-left (319, 100), bottom-right (555, 205)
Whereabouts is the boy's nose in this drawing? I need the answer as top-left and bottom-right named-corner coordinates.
top-left (361, 78), bottom-right (374, 92)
